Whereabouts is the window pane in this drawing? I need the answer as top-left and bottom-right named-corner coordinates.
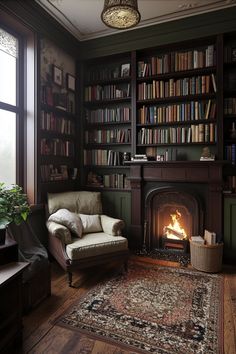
top-left (0, 28), bottom-right (18, 105)
top-left (0, 109), bottom-right (16, 185)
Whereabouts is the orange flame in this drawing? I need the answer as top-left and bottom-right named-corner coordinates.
top-left (164, 210), bottom-right (187, 240)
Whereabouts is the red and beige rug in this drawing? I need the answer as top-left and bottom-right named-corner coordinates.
top-left (58, 263), bottom-right (224, 354)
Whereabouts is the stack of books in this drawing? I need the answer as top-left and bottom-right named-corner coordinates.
top-left (191, 236), bottom-right (205, 244)
top-left (131, 154), bottom-right (148, 162)
top-left (191, 229), bottom-right (217, 245)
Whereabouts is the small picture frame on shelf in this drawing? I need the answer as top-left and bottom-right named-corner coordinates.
top-left (121, 63), bottom-right (130, 77)
top-left (66, 73), bottom-right (76, 91)
top-left (52, 65), bottom-right (63, 86)
top-left (231, 47), bottom-right (236, 62)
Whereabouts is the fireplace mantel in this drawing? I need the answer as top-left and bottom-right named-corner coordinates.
top-left (128, 161), bottom-right (225, 249)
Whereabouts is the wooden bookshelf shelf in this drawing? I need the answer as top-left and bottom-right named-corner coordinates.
top-left (84, 165), bottom-right (130, 169)
top-left (137, 66), bottom-right (216, 82)
top-left (84, 97), bottom-right (131, 106)
top-left (85, 143), bottom-right (131, 147)
top-left (136, 142), bottom-right (216, 147)
top-left (137, 119), bottom-right (216, 128)
top-left (85, 121), bottom-right (131, 127)
top-left (137, 93), bottom-right (216, 105)
top-left (40, 130), bottom-right (75, 139)
top-left (41, 103), bottom-right (75, 118)
top-left (85, 185), bottom-right (131, 192)
top-left (85, 76), bottom-right (131, 86)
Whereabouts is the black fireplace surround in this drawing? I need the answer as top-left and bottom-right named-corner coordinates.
top-left (145, 186), bottom-right (203, 252)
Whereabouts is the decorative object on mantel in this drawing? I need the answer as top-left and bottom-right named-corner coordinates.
top-left (230, 121), bottom-right (236, 139)
top-left (101, 0), bottom-right (141, 30)
top-left (200, 146), bottom-right (215, 161)
top-left (0, 183), bottom-right (30, 245)
top-left (57, 262), bottom-right (223, 354)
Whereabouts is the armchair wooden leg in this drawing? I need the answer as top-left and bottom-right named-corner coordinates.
top-left (67, 271), bottom-right (72, 287)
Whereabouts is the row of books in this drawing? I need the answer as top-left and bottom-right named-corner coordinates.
top-left (85, 129), bottom-right (131, 144)
top-left (40, 138), bottom-right (74, 156)
top-left (41, 85), bottom-right (75, 113)
top-left (84, 84), bottom-right (130, 101)
top-left (137, 100), bottom-right (216, 124)
top-left (224, 97), bottom-right (236, 115)
top-left (224, 46), bottom-right (236, 63)
top-left (85, 107), bottom-right (131, 124)
top-left (138, 123), bottom-right (217, 144)
top-left (138, 45), bottom-right (215, 77)
top-left (86, 63), bottom-right (131, 82)
top-left (103, 174), bottom-right (130, 189)
top-left (40, 110), bottom-right (75, 135)
top-left (86, 171), bottom-right (131, 189)
top-left (225, 144), bottom-right (236, 163)
top-left (84, 150), bottom-right (129, 166)
top-left (137, 75), bottom-right (216, 101)
top-left (40, 164), bottom-right (69, 182)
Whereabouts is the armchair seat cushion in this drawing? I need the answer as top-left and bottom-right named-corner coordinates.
top-left (66, 233), bottom-right (128, 260)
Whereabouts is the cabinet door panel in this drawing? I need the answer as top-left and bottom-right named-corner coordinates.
top-left (224, 197), bottom-right (236, 263)
top-left (101, 191), bottom-right (131, 236)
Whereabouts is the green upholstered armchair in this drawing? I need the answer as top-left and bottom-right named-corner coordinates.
top-left (46, 191), bottom-right (129, 286)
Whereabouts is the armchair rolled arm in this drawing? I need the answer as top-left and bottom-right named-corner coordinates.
top-left (46, 220), bottom-right (72, 244)
top-left (100, 215), bottom-right (125, 236)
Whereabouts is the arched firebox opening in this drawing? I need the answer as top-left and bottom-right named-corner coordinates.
top-left (144, 187), bottom-right (203, 253)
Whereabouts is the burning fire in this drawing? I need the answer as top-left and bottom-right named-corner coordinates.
top-left (164, 210), bottom-right (187, 240)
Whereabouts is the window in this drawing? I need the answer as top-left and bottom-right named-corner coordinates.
top-left (0, 27), bottom-right (22, 185)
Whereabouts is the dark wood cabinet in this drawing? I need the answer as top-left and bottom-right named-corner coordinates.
top-left (0, 262), bottom-right (29, 354)
top-left (0, 238), bottom-right (18, 265)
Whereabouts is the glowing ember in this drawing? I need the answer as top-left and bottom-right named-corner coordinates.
top-left (163, 210), bottom-right (187, 240)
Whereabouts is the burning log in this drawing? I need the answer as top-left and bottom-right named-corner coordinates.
top-left (163, 226), bottom-right (186, 240)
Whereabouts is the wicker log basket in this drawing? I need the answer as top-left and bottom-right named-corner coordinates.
top-left (190, 240), bottom-right (223, 273)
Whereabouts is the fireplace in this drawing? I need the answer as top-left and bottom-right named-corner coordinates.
top-left (128, 161), bottom-right (224, 251)
top-left (145, 187), bottom-right (203, 253)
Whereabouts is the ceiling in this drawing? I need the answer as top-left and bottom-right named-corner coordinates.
top-left (35, 0), bottom-right (236, 41)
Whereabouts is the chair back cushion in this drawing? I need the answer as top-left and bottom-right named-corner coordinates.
top-left (48, 191), bottom-right (103, 215)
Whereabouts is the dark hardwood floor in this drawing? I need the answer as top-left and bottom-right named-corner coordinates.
top-left (22, 257), bottom-right (236, 354)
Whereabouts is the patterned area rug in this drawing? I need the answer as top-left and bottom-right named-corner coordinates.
top-left (58, 263), bottom-right (224, 354)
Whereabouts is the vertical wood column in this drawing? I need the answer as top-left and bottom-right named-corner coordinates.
top-left (131, 50), bottom-right (137, 158)
top-left (216, 34), bottom-right (224, 160)
top-left (129, 165), bottom-right (143, 248)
